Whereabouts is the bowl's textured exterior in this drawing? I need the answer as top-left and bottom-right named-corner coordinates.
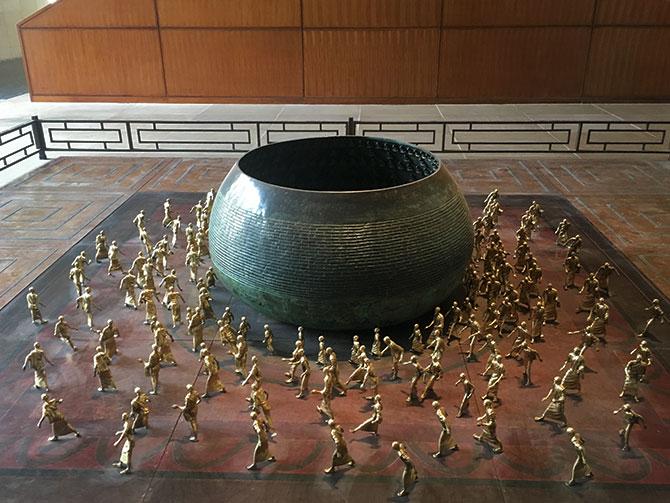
top-left (209, 137), bottom-right (473, 329)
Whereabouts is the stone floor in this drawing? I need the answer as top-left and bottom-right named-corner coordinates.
top-left (0, 156), bottom-right (668, 311)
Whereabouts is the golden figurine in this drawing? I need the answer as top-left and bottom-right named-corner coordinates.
top-left (481, 357), bottom-right (505, 404)
top-left (324, 420), bottom-right (355, 473)
top-left (119, 272), bottom-right (138, 310)
top-left (345, 356), bottom-right (367, 388)
top-left (238, 316), bottom-right (251, 339)
top-left (455, 373), bottom-right (475, 417)
top-left (95, 230), bottom-right (108, 262)
top-left (630, 341), bottom-right (652, 382)
top-left (506, 321), bottom-right (531, 360)
top-left (473, 399), bottom-right (503, 453)
top-left (563, 251), bottom-right (581, 290)
top-left (201, 349), bottom-right (226, 398)
top-left (351, 394), bottom-right (383, 436)
top-left (188, 306), bottom-right (205, 352)
top-left (619, 354), bottom-right (649, 402)
top-left (242, 355), bottom-right (263, 386)
top-left (107, 240), bottom-right (124, 276)
top-left (170, 214), bottom-right (181, 249)
top-left (97, 319), bottom-right (119, 359)
top-left (560, 348), bottom-right (585, 396)
top-left (361, 358), bottom-right (380, 400)
top-left (69, 265), bottom-right (85, 296)
top-left (162, 198), bottom-right (173, 227)
top-left (312, 369), bottom-right (335, 420)
top-left (26, 286), bottom-right (47, 324)
top-left (130, 387), bottom-right (150, 431)
top-left (541, 284), bottom-right (560, 324)
top-left (172, 384), bottom-right (201, 442)
top-left (371, 327), bottom-right (382, 359)
top-left (409, 323), bottom-right (424, 353)
top-left (198, 287), bottom-right (215, 320)
top-left (263, 324), bottom-right (275, 354)
top-left (381, 336), bottom-right (404, 380)
top-left (139, 226), bottom-right (153, 255)
top-left (425, 306), bottom-right (445, 338)
top-left (159, 269), bottom-right (181, 304)
top-left (138, 286), bottom-right (160, 325)
top-left (565, 234), bottom-right (582, 256)
top-left (218, 318), bottom-right (237, 349)
top-left (185, 249), bottom-right (203, 283)
top-left (349, 335), bottom-right (361, 366)
top-left (22, 342), bottom-right (53, 391)
top-left (53, 315), bottom-right (78, 351)
top-left (420, 356), bottom-right (443, 402)
top-left (316, 335), bottom-right (327, 366)
top-left (519, 341), bottom-right (542, 386)
top-left (205, 266), bottom-right (217, 288)
top-left (637, 298), bottom-right (666, 338)
top-left (130, 250), bottom-right (146, 279)
top-left (555, 219), bottom-right (570, 246)
top-left (432, 401), bottom-right (458, 457)
top-left (93, 345), bottom-right (117, 392)
top-left (565, 428), bottom-right (593, 486)
top-left (249, 382), bottom-right (276, 436)
top-left (152, 320), bottom-right (177, 366)
top-left (391, 441), bottom-right (418, 497)
top-left (221, 305), bottom-right (234, 325)
top-left (165, 287), bottom-right (185, 328)
top-left (247, 411), bottom-right (276, 470)
top-left (139, 344), bottom-right (161, 394)
top-left (37, 394), bottom-right (80, 441)
top-left (112, 412), bottom-right (134, 474)
top-left (595, 262), bottom-right (617, 296)
top-left (534, 377), bottom-right (567, 427)
top-left (283, 340), bottom-right (305, 383)
top-left (231, 335), bottom-right (248, 376)
top-left (576, 273), bottom-right (599, 314)
top-left (613, 404), bottom-right (646, 451)
top-left (295, 355), bottom-right (311, 399)
top-left (403, 355), bottom-right (424, 404)
top-left (75, 286), bottom-right (96, 330)
top-left (132, 209), bottom-right (146, 231)
top-left (460, 314), bottom-right (483, 361)
top-left (327, 348), bottom-right (348, 397)
top-left (427, 332), bottom-right (446, 363)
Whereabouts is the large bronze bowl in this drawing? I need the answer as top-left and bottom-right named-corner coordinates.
top-left (209, 136), bottom-right (473, 330)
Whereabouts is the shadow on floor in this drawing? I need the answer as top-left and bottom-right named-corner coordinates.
top-left (0, 58), bottom-right (28, 99)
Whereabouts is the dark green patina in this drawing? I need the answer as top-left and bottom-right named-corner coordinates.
top-left (209, 136), bottom-right (473, 330)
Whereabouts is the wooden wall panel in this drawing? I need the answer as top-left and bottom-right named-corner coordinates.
top-left (161, 29), bottom-right (302, 97)
top-left (302, 0), bottom-right (442, 27)
top-left (595, 0), bottom-right (670, 26)
top-left (21, 0), bottom-right (157, 28)
top-left (156, 0), bottom-right (300, 27)
top-left (438, 28), bottom-right (591, 100)
top-left (584, 28), bottom-right (670, 98)
top-left (304, 29), bottom-right (439, 98)
top-left (442, 0), bottom-right (595, 26)
top-left (22, 29), bottom-right (164, 96)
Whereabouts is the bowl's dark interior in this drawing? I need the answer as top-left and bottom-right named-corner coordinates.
top-left (238, 137), bottom-right (439, 191)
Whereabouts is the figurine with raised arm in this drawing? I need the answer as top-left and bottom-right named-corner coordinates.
top-left (403, 355), bottom-right (424, 404)
top-left (381, 336), bottom-right (404, 380)
top-left (420, 356), bottom-right (443, 402)
top-left (112, 412), bottom-right (134, 474)
top-left (613, 404), bottom-right (646, 451)
top-left (534, 377), bottom-right (567, 427)
top-left (351, 394), bottom-right (383, 436)
top-left (565, 428), bottom-right (593, 486)
top-left (637, 298), bottom-right (666, 338)
top-left (324, 419), bottom-right (355, 474)
top-left (130, 387), bottom-right (150, 431)
top-left (26, 286), bottom-right (47, 324)
top-left (619, 354), bottom-right (649, 402)
top-left (22, 342), bottom-right (53, 390)
top-left (53, 315), bottom-right (78, 351)
top-left (425, 306), bottom-right (445, 338)
top-left (392, 441), bottom-right (418, 497)
top-left (432, 401), bottom-right (458, 457)
top-left (93, 346), bottom-right (117, 392)
top-left (473, 399), bottom-right (503, 453)
top-left (283, 340), bottom-right (305, 383)
top-left (630, 341), bottom-right (652, 382)
top-left (455, 373), bottom-right (475, 417)
top-left (37, 394), bottom-right (80, 441)
top-left (242, 355), bottom-right (263, 387)
top-left (247, 411), bottom-right (276, 470)
top-left (249, 382), bottom-right (275, 435)
top-left (172, 384), bottom-right (201, 442)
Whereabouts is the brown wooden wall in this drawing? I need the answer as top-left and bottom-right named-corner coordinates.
top-left (18, 0), bottom-right (670, 103)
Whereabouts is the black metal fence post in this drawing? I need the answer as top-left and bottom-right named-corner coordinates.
top-left (31, 115), bottom-right (47, 160)
top-left (346, 117), bottom-right (356, 136)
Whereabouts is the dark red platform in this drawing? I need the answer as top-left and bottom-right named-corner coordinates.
top-left (0, 193), bottom-right (668, 503)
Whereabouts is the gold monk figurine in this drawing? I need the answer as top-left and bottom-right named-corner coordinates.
top-left (26, 286), bottom-right (47, 324)
top-left (139, 344), bottom-right (161, 394)
top-left (172, 384), bottom-right (201, 442)
top-left (351, 394), bottom-right (383, 436)
top-left (534, 377), bottom-right (567, 428)
top-left (53, 315), bottom-right (78, 351)
top-left (455, 372), bottom-right (475, 417)
top-left (324, 419), bottom-right (355, 474)
top-left (637, 298), bottom-right (666, 338)
top-left (247, 411), bottom-right (276, 470)
top-left (613, 404), bottom-right (646, 451)
top-left (130, 387), bottom-right (150, 431)
top-left (403, 355), bottom-right (424, 404)
top-left (432, 400), bottom-right (459, 457)
top-left (473, 399), bottom-right (503, 453)
top-left (93, 345), bottom-right (117, 392)
top-left (113, 412), bottom-right (135, 474)
top-left (37, 394), bottom-right (80, 441)
top-left (565, 427), bottom-right (593, 486)
top-left (263, 324), bottom-right (275, 354)
top-left (201, 349), bottom-right (226, 398)
top-left (391, 441), bottom-right (418, 497)
top-left (23, 342), bottom-right (54, 391)
top-left (381, 336), bottom-right (404, 380)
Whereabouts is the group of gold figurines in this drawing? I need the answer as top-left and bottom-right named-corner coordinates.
top-left (22, 188), bottom-right (665, 494)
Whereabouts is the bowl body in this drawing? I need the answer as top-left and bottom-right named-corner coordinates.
top-left (209, 136), bottom-right (473, 329)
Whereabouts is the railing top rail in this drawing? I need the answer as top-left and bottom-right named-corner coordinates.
top-left (0, 120), bottom-right (35, 138)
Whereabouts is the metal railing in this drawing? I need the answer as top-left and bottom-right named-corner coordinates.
top-left (1, 115), bottom-right (669, 172)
